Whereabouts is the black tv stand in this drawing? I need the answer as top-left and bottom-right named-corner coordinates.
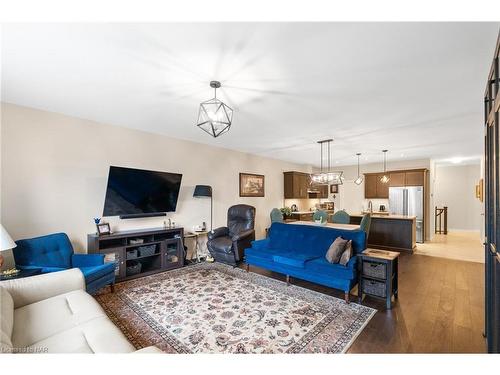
top-left (87, 226), bottom-right (184, 282)
top-left (119, 212), bottom-right (167, 219)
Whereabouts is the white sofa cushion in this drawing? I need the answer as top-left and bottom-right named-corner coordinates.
top-left (12, 289), bottom-right (108, 348)
top-left (0, 287), bottom-right (14, 353)
top-left (27, 316), bottom-right (135, 353)
top-left (1, 268), bottom-right (85, 309)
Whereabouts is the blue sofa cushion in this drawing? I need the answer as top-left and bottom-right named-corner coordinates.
top-left (272, 253), bottom-right (320, 268)
top-left (304, 257), bottom-right (357, 280)
top-left (79, 263), bottom-right (115, 284)
top-left (245, 245), bottom-right (289, 261)
top-left (14, 233), bottom-right (73, 269)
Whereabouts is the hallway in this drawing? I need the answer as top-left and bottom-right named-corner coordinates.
top-left (415, 231), bottom-right (484, 263)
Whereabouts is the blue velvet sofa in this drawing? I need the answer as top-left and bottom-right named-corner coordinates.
top-left (244, 222), bottom-right (366, 302)
top-left (13, 233), bottom-right (115, 295)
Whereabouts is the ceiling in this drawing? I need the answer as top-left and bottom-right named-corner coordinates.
top-left (1, 23), bottom-right (499, 167)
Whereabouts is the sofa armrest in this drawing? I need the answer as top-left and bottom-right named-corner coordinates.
top-left (72, 253), bottom-right (105, 267)
top-left (232, 229), bottom-right (255, 242)
top-left (250, 238), bottom-right (270, 250)
top-left (347, 255), bottom-right (359, 269)
top-left (133, 346), bottom-right (164, 354)
top-left (0, 268), bottom-right (86, 309)
top-left (208, 226), bottom-right (229, 241)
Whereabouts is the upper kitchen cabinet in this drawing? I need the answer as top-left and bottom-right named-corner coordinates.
top-left (309, 183), bottom-right (329, 199)
top-left (284, 171), bottom-right (310, 199)
top-left (405, 170), bottom-right (425, 186)
top-left (376, 174), bottom-right (389, 198)
top-left (389, 172), bottom-right (406, 187)
top-left (365, 173), bottom-right (389, 198)
top-left (364, 169), bottom-right (427, 198)
top-left (364, 174), bottom-right (380, 198)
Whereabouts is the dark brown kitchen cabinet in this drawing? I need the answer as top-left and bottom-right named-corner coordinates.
top-left (376, 174), bottom-right (389, 198)
top-left (365, 174), bottom-right (389, 198)
top-left (389, 172), bottom-right (406, 187)
top-left (364, 174), bottom-right (379, 198)
top-left (405, 171), bottom-right (425, 186)
top-left (284, 171), bottom-right (310, 199)
top-left (364, 169), bottom-right (427, 198)
top-left (309, 183), bottom-right (329, 199)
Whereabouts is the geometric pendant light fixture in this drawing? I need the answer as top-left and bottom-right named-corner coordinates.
top-left (380, 149), bottom-right (390, 184)
top-left (310, 139), bottom-right (343, 185)
top-left (196, 81), bottom-right (233, 138)
top-left (354, 153), bottom-right (364, 185)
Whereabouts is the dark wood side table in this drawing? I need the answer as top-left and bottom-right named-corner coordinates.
top-left (358, 249), bottom-right (400, 309)
top-left (0, 268), bottom-right (42, 281)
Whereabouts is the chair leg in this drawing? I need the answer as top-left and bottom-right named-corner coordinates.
top-left (344, 292), bottom-right (350, 304)
top-left (246, 264), bottom-right (249, 272)
top-left (286, 275), bottom-right (290, 285)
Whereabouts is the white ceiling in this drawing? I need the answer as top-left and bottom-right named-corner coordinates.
top-left (1, 23), bottom-right (499, 167)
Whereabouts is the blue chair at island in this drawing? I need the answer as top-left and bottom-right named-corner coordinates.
top-left (313, 210), bottom-right (328, 224)
top-left (270, 208), bottom-right (284, 223)
top-left (331, 210), bottom-right (351, 224)
top-left (13, 233), bottom-right (115, 295)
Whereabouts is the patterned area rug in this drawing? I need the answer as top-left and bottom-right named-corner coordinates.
top-left (96, 263), bottom-right (376, 353)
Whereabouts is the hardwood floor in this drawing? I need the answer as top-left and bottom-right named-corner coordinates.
top-left (242, 252), bottom-right (486, 353)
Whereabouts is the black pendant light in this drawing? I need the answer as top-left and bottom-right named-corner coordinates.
top-left (354, 153), bottom-right (364, 185)
top-left (380, 150), bottom-right (390, 184)
top-left (196, 81), bottom-right (233, 138)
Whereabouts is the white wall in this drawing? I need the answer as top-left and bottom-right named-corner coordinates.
top-left (433, 163), bottom-right (482, 232)
top-left (0, 103), bottom-right (311, 263)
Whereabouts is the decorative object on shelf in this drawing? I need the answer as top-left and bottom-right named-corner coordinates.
top-left (280, 206), bottom-right (292, 219)
top-left (476, 178), bottom-right (484, 202)
top-left (380, 150), bottom-right (390, 184)
top-left (354, 153), bottom-right (364, 185)
top-left (239, 173), bottom-right (265, 197)
top-left (196, 80), bottom-right (233, 138)
top-left (193, 185), bottom-right (213, 231)
top-left (0, 224), bottom-right (18, 276)
top-left (96, 222), bottom-right (111, 236)
top-left (310, 139), bottom-right (343, 185)
top-left (330, 184), bottom-right (339, 193)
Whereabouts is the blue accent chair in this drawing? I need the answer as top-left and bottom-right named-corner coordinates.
top-left (244, 222), bottom-right (366, 302)
top-left (13, 233), bottom-right (115, 295)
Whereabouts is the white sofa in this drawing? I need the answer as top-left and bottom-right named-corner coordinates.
top-left (0, 268), bottom-right (161, 353)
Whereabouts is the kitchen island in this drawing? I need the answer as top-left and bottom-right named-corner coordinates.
top-left (350, 213), bottom-right (416, 252)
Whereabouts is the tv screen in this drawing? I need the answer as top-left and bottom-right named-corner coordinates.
top-left (103, 166), bottom-right (183, 217)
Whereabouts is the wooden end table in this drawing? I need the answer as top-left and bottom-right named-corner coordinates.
top-left (358, 249), bottom-right (400, 309)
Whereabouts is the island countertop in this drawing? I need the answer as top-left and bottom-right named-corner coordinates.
top-left (350, 213), bottom-right (416, 221)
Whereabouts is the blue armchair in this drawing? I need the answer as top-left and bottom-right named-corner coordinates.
top-left (13, 233), bottom-right (115, 295)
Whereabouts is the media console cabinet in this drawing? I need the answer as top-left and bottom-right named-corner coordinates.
top-left (87, 227), bottom-right (184, 282)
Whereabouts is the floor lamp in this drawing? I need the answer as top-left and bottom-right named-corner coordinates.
top-left (193, 185), bottom-right (213, 231)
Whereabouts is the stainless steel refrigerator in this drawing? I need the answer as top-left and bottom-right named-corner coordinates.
top-left (389, 186), bottom-right (424, 243)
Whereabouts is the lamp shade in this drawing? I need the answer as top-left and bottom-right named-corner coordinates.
top-left (1, 224), bottom-right (17, 251)
top-left (193, 185), bottom-right (212, 198)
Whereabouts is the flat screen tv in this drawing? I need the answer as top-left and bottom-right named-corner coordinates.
top-left (103, 166), bottom-right (183, 219)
